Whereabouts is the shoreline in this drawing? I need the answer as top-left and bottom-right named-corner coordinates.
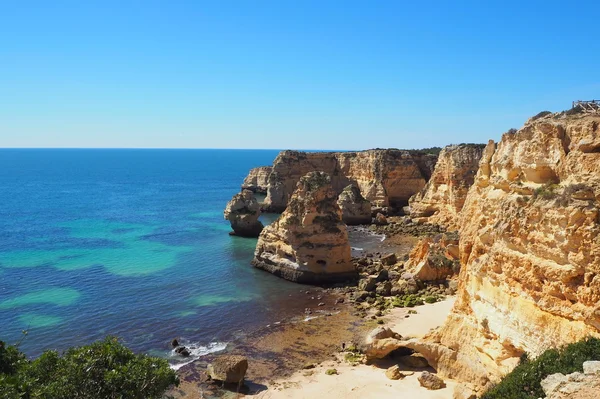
top-left (256, 298), bottom-right (457, 399)
top-left (169, 218), bottom-right (453, 398)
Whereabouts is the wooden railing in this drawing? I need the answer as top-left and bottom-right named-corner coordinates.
top-left (572, 100), bottom-right (600, 112)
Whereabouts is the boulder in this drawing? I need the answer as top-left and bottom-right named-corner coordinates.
top-left (252, 172), bottom-right (356, 284)
top-left (381, 253), bottom-right (397, 266)
top-left (400, 353), bottom-right (429, 368)
top-left (376, 281), bottom-right (392, 296)
top-left (385, 365), bottom-right (406, 380)
top-left (418, 371), bottom-right (446, 390)
top-left (207, 355), bottom-right (248, 384)
top-left (337, 185), bottom-right (372, 225)
top-left (359, 276), bottom-right (377, 292)
top-left (223, 190), bottom-right (264, 237)
top-left (374, 213), bottom-right (388, 225)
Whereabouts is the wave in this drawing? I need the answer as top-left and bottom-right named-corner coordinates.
top-left (169, 341), bottom-right (228, 371)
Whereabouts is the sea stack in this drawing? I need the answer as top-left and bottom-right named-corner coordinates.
top-left (252, 171), bottom-right (356, 284)
top-left (223, 189), bottom-right (264, 237)
top-left (337, 184), bottom-right (372, 225)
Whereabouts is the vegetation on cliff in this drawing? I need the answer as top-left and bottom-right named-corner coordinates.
top-left (482, 337), bottom-right (600, 399)
top-left (0, 336), bottom-right (178, 398)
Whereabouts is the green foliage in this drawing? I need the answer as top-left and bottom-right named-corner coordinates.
top-left (482, 337), bottom-right (600, 399)
top-left (0, 336), bottom-right (178, 399)
top-left (325, 368), bottom-right (338, 375)
top-left (532, 183), bottom-right (560, 200)
top-left (424, 295), bottom-right (437, 304)
top-left (531, 111), bottom-right (552, 121)
top-left (344, 352), bottom-right (362, 364)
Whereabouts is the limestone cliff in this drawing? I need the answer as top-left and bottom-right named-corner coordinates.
top-left (409, 144), bottom-right (485, 230)
top-left (337, 185), bottom-right (372, 225)
top-left (241, 166), bottom-right (272, 193)
top-left (223, 190), bottom-right (264, 237)
top-left (262, 150), bottom-right (437, 212)
top-left (409, 111), bottom-right (600, 392)
top-left (252, 172), bottom-right (356, 284)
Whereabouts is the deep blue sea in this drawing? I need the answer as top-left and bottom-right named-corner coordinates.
top-left (0, 149), bottom-right (321, 367)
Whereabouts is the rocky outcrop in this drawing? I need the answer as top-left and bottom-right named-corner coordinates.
top-left (224, 190), bottom-right (264, 237)
top-left (252, 172), bottom-right (356, 284)
top-left (409, 144), bottom-right (485, 230)
top-left (262, 150), bottom-right (437, 212)
top-left (542, 361), bottom-right (600, 399)
top-left (241, 166), bottom-right (272, 193)
top-left (405, 233), bottom-right (460, 281)
top-left (411, 112), bottom-right (600, 392)
top-left (337, 185), bottom-right (372, 225)
top-left (207, 355), bottom-right (248, 384)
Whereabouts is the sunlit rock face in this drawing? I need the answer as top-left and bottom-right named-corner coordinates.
top-left (337, 184), bottom-right (372, 225)
top-left (252, 172), bottom-right (356, 284)
top-left (409, 112), bottom-right (600, 392)
top-left (223, 189), bottom-right (264, 237)
top-left (241, 166), bottom-right (272, 193)
top-left (262, 150), bottom-right (437, 212)
top-left (409, 144), bottom-right (485, 230)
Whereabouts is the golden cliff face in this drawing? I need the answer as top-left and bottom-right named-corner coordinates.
top-left (263, 150), bottom-right (437, 212)
top-left (411, 112), bottom-right (600, 392)
top-left (409, 144), bottom-right (485, 230)
top-left (241, 166), bottom-right (272, 193)
top-left (252, 171), bottom-right (356, 284)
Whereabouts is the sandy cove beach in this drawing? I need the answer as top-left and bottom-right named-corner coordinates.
top-left (257, 298), bottom-right (457, 399)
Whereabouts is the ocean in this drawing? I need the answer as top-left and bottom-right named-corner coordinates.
top-left (0, 149), bottom-right (383, 368)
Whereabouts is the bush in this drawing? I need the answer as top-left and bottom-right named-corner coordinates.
top-left (482, 337), bottom-right (600, 399)
top-left (531, 111), bottom-right (552, 121)
top-left (0, 337), bottom-right (178, 399)
top-left (325, 368), bottom-right (338, 375)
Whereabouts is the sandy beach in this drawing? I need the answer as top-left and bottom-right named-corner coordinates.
top-left (258, 298), bottom-right (456, 399)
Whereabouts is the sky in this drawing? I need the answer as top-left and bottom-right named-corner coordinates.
top-left (0, 1), bottom-right (599, 150)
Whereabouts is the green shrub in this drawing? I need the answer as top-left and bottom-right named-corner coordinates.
top-left (0, 337), bottom-right (178, 399)
top-left (325, 368), bottom-right (338, 375)
top-left (424, 296), bottom-right (437, 304)
top-left (482, 337), bottom-right (600, 399)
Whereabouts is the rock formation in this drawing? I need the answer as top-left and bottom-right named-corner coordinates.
top-left (409, 144), bottom-right (485, 230)
top-left (337, 185), bottom-right (372, 225)
top-left (406, 111), bottom-right (600, 393)
top-left (207, 355), bottom-right (248, 384)
top-left (241, 166), bottom-right (272, 193)
top-left (261, 149), bottom-right (437, 212)
top-left (223, 190), bottom-right (264, 237)
top-left (541, 361), bottom-right (600, 399)
top-left (252, 171), bottom-right (356, 284)
top-left (405, 233), bottom-right (460, 281)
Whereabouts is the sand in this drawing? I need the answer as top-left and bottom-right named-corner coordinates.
top-left (257, 298), bottom-right (457, 399)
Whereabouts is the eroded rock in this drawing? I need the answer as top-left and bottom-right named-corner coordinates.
top-left (337, 185), bottom-right (372, 225)
top-left (224, 190), bottom-right (264, 237)
top-left (252, 172), bottom-right (356, 284)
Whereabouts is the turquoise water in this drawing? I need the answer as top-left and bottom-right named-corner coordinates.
top-left (0, 149), bottom-right (310, 365)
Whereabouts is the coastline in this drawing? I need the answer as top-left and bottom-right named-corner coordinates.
top-left (169, 220), bottom-right (453, 398)
top-left (256, 298), bottom-right (456, 399)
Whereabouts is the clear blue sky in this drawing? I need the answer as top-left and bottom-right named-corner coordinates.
top-left (1, 1), bottom-right (598, 150)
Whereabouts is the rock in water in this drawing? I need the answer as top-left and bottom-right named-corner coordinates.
top-left (207, 355), bottom-right (248, 384)
top-left (223, 189), bottom-right (264, 237)
top-left (418, 371), bottom-right (446, 390)
top-left (337, 185), bottom-right (372, 225)
top-left (252, 171), bottom-right (356, 284)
